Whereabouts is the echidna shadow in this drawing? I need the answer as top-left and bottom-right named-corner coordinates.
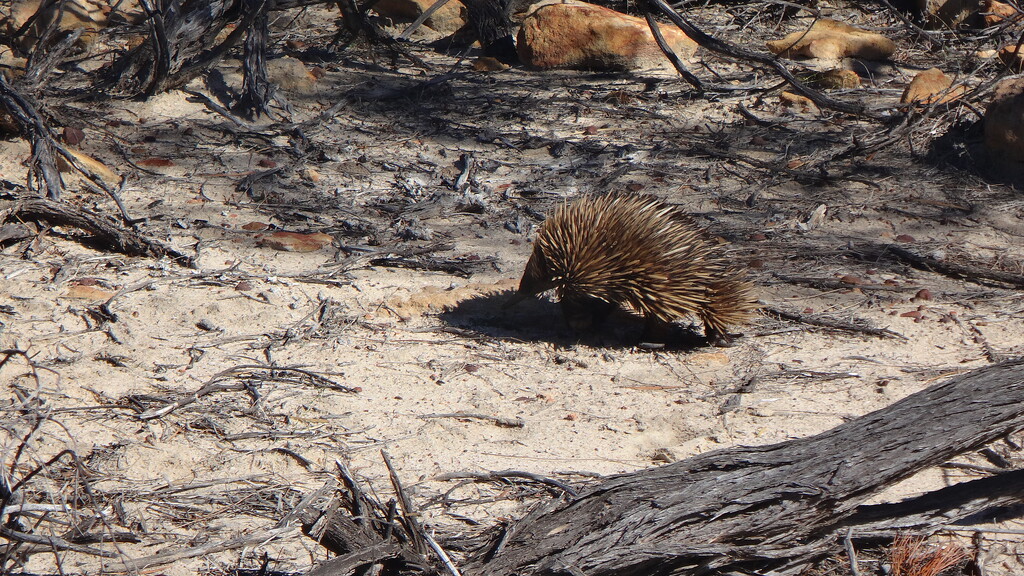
top-left (438, 289), bottom-right (712, 349)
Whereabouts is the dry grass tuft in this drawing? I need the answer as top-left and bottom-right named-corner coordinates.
top-left (886, 533), bottom-right (968, 576)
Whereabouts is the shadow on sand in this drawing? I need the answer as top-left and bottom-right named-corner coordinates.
top-left (439, 290), bottom-right (711, 350)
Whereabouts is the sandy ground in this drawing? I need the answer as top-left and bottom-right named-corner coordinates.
top-left (2, 4), bottom-right (1024, 575)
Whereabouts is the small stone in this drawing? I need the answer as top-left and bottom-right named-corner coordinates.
top-left (900, 68), bottom-right (965, 105)
top-left (815, 68), bottom-right (861, 89)
top-left (301, 167), bottom-right (322, 183)
top-left (472, 57), bottom-right (509, 71)
top-left (196, 319), bottom-right (219, 331)
top-left (62, 126), bottom-right (85, 145)
top-left (65, 284), bottom-right (115, 301)
top-left (780, 91), bottom-right (818, 114)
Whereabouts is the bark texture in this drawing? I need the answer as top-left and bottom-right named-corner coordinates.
top-left (462, 358), bottom-right (1024, 575)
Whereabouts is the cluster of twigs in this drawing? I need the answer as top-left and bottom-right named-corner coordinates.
top-left (0, 348), bottom-right (349, 572)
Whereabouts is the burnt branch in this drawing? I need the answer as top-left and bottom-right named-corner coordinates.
top-left (237, 0), bottom-right (274, 119)
top-left (104, 0), bottom-right (244, 96)
top-left (647, 0), bottom-right (880, 118)
top-left (1, 196), bottom-right (192, 264)
top-left (463, 359), bottom-right (1024, 576)
top-left (0, 75), bottom-right (63, 199)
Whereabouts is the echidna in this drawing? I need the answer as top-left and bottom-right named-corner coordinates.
top-left (506, 193), bottom-right (757, 343)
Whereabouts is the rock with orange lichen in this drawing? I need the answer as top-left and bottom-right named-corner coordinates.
top-left (900, 68), bottom-right (966, 104)
top-left (980, 0), bottom-right (1022, 25)
top-left (780, 91), bottom-right (819, 115)
top-left (517, 0), bottom-right (698, 72)
top-left (766, 19), bottom-right (895, 61)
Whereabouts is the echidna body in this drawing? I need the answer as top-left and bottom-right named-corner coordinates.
top-left (510, 193), bottom-right (757, 342)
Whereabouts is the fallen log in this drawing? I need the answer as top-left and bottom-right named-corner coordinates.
top-left (1, 197), bottom-right (193, 266)
top-left (305, 358), bottom-right (1024, 576)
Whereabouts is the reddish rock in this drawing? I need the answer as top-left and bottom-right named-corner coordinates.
top-left (900, 68), bottom-right (965, 104)
top-left (472, 56), bottom-right (509, 71)
top-left (258, 231), bottom-right (334, 252)
top-left (766, 19), bottom-right (895, 61)
top-left (517, 0), bottom-right (698, 72)
top-left (267, 56), bottom-right (318, 94)
top-left (779, 91), bottom-right (818, 114)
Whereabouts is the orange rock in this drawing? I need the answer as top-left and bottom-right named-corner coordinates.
top-left (980, 0), bottom-right (1021, 25)
top-left (984, 77), bottom-right (1024, 163)
top-left (767, 19), bottom-right (895, 61)
top-left (257, 231), bottom-right (333, 252)
top-left (998, 44), bottom-right (1024, 71)
top-left (10, 0), bottom-right (143, 50)
top-left (517, 0), bottom-right (698, 72)
top-left (816, 68), bottom-right (861, 89)
top-left (900, 68), bottom-right (966, 104)
top-left (373, 0), bottom-right (467, 35)
top-left (780, 91), bottom-right (818, 114)
top-left (267, 57), bottom-right (318, 94)
top-left (472, 56), bottom-right (510, 71)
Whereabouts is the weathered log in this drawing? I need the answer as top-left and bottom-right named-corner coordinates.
top-left (467, 358), bottom-right (1024, 576)
top-left (103, 0), bottom-right (243, 95)
top-left (1, 197), bottom-right (193, 266)
top-left (304, 359), bottom-right (1024, 576)
top-left (0, 75), bottom-right (63, 199)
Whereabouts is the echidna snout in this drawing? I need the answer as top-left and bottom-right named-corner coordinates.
top-left (503, 248), bottom-right (555, 309)
top-left (508, 193), bottom-right (758, 343)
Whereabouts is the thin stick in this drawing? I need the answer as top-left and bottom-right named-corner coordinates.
top-left (420, 412), bottom-right (525, 428)
top-left (106, 526), bottom-right (298, 571)
top-left (643, 8), bottom-right (703, 91)
top-left (398, 0), bottom-right (451, 40)
top-left (646, 0), bottom-right (878, 118)
top-left (382, 450), bottom-right (425, 552)
top-left (424, 530), bottom-right (463, 576)
top-left (844, 528), bottom-right (862, 576)
top-left (762, 305), bottom-right (906, 340)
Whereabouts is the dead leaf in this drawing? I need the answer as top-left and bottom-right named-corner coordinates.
top-left (257, 231), bottom-right (333, 252)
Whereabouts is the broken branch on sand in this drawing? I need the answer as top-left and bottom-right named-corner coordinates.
top-left (300, 359), bottom-right (1024, 576)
